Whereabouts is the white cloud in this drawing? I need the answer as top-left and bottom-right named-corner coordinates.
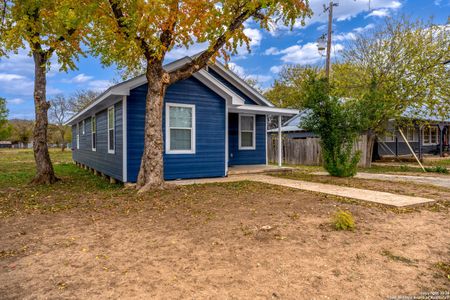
top-left (354, 23), bottom-right (375, 33)
top-left (264, 47), bottom-right (280, 55)
top-left (228, 62), bottom-right (273, 86)
top-left (228, 62), bottom-right (246, 77)
top-left (366, 8), bottom-right (390, 18)
top-left (0, 73), bottom-right (26, 81)
top-left (247, 74), bottom-right (272, 83)
top-left (87, 80), bottom-right (112, 92)
top-left (268, 42), bottom-right (344, 65)
top-left (165, 43), bottom-right (208, 61)
top-left (270, 65), bottom-right (284, 74)
top-left (243, 28), bottom-right (262, 47)
top-left (63, 73), bottom-right (93, 83)
top-left (7, 98), bottom-right (25, 105)
top-left (270, 0), bottom-right (402, 34)
top-left (333, 32), bottom-right (357, 42)
top-left (0, 72), bottom-right (34, 96)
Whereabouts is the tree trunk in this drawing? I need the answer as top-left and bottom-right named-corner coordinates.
top-left (364, 130), bottom-right (376, 168)
top-left (136, 62), bottom-right (168, 191)
top-left (60, 130), bottom-right (66, 151)
top-left (31, 51), bottom-right (58, 184)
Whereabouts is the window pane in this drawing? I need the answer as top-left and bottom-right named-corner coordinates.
top-left (92, 133), bottom-right (96, 149)
top-left (170, 128), bottom-right (191, 150)
top-left (92, 117), bottom-right (96, 132)
top-left (424, 130), bottom-right (430, 144)
top-left (109, 129), bottom-right (114, 150)
top-left (241, 116), bottom-right (253, 131)
top-left (431, 128), bottom-right (437, 144)
top-left (170, 107), bottom-right (192, 128)
top-left (406, 128), bottom-right (412, 141)
top-left (241, 132), bottom-right (253, 147)
top-left (108, 108), bottom-right (114, 129)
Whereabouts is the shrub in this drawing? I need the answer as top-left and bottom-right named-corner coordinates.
top-left (332, 209), bottom-right (355, 231)
top-left (301, 77), bottom-right (367, 177)
top-left (425, 166), bottom-right (449, 174)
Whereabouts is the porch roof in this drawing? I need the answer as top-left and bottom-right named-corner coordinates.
top-left (228, 104), bottom-right (298, 116)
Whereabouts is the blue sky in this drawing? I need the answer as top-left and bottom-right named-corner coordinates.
top-left (1, 0), bottom-right (449, 120)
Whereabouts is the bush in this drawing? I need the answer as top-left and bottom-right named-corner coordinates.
top-left (301, 77), bottom-right (367, 177)
top-left (425, 166), bottom-right (449, 174)
top-left (332, 209), bottom-right (355, 231)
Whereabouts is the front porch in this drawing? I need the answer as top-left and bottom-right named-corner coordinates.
top-left (228, 164), bottom-right (293, 175)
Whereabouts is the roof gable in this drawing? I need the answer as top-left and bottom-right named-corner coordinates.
top-left (66, 55), bottom-right (274, 125)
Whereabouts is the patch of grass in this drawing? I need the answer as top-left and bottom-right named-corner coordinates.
top-left (425, 166), bottom-right (449, 174)
top-left (332, 209), bottom-right (355, 231)
top-left (434, 262), bottom-right (450, 280)
top-left (381, 250), bottom-right (415, 265)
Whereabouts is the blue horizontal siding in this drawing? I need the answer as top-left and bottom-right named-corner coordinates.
top-left (228, 113), bottom-right (266, 165)
top-left (127, 76), bottom-right (226, 182)
top-left (72, 101), bottom-right (123, 181)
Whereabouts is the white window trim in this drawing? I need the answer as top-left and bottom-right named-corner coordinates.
top-left (91, 115), bottom-right (96, 151)
top-left (107, 106), bottom-right (115, 154)
top-left (76, 123), bottom-right (80, 149)
top-left (403, 127), bottom-right (417, 142)
top-left (423, 126), bottom-right (438, 146)
top-left (81, 120), bottom-right (85, 135)
top-left (165, 103), bottom-right (196, 154)
top-left (238, 114), bottom-right (256, 150)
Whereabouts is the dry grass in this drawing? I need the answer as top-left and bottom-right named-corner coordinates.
top-left (1, 149), bottom-right (449, 299)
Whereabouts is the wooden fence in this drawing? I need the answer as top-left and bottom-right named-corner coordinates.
top-left (268, 135), bottom-right (368, 167)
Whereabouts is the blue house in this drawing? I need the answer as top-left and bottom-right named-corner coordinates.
top-left (65, 56), bottom-right (298, 182)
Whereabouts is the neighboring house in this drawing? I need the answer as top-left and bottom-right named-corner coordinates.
top-left (270, 112), bottom-right (450, 161)
top-left (65, 56), bottom-right (298, 183)
top-left (268, 111), bottom-right (317, 139)
top-left (0, 141), bottom-right (12, 149)
top-left (376, 118), bottom-right (450, 158)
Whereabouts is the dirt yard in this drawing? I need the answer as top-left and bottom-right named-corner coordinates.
top-left (0, 150), bottom-right (449, 299)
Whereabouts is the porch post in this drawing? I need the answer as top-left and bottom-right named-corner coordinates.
top-left (395, 136), bottom-right (398, 158)
top-left (418, 126), bottom-right (423, 160)
top-left (278, 115), bottom-right (282, 167)
top-left (439, 123), bottom-right (444, 157)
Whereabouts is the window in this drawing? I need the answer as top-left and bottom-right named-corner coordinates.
top-left (402, 127), bottom-right (417, 142)
top-left (107, 106), bottom-right (115, 154)
top-left (166, 103), bottom-right (195, 154)
top-left (91, 115), bottom-right (96, 151)
top-left (239, 114), bottom-right (255, 150)
top-left (81, 120), bottom-right (85, 135)
top-left (76, 123), bottom-right (80, 149)
top-left (423, 126), bottom-right (439, 145)
top-left (384, 130), bottom-right (395, 142)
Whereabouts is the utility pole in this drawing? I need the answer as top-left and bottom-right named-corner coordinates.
top-left (324, 1), bottom-right (338, 78)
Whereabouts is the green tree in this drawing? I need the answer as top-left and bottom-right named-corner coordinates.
top-left (9, 119), bottom-right (34, 146)
top-left (90, 0), bottom-right (311, 191)
top-left (264, 65), bottom-right (323, 108)
top-left (0, 97), bottom-right (12, 140)
top-left (0, 0), bottom-right (94, 183)
top-left (332, 16), bottom-right (450, 165)
top-left (302, 77), bottom-right (367, 177)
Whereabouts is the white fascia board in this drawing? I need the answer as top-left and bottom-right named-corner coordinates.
top-left (194, 69), bottom-right (245, 106)
top-left (228, 105), bottom-right (298, 116)
top-left (210, 62), bottom-right (275, 107)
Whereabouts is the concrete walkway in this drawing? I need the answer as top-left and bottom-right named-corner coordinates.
top-left (174, 174), bottom-right (435, 207)
top-left (313, 171), bottom-right (450, 189)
